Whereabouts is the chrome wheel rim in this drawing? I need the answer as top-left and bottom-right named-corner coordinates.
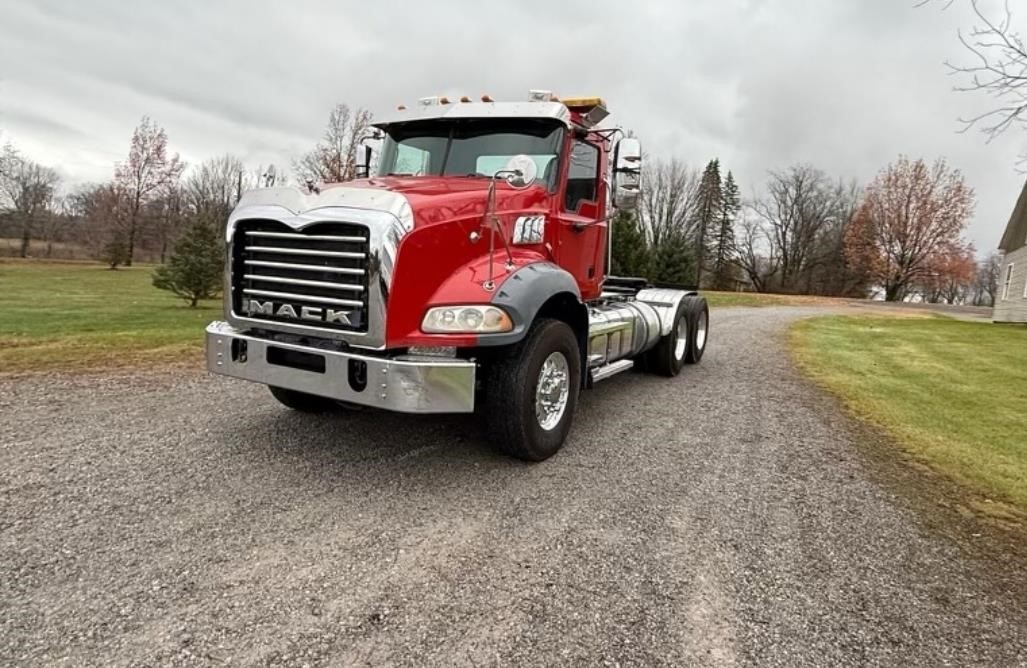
top-left (695, 310), bottom-right (708, 352)
top-left (535, 351), bottom-right (570, 431)
top-left (674, 317), bottom-right (689, 361)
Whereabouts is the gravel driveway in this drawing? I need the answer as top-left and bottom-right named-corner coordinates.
top-left (2, 306), bottom-right (1025, 666)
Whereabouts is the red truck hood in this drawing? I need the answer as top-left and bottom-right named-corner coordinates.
top-left (334, 175), bottom-right (551, 227)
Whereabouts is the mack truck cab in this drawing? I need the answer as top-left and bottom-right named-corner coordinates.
top-left (206, 91), bottom-right (709, 461)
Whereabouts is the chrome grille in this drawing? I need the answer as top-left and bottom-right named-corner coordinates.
top-left (231, 220), bottom-right (370, 332)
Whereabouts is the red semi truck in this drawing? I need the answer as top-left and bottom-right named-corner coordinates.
top-left (206, 91), bottom-right (709, 460)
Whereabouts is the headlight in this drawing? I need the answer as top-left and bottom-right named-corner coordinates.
top-left (421, 305), bottom-right (513, 334)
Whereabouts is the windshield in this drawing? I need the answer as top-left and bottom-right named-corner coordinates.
top-left (376, 119), bottom-right (564, 187)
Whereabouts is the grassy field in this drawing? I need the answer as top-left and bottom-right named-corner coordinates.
top-left (0, 260), bottom-right (219, 374)
top-left (0, 260), bottom-right (843, 375)
top-left (704, 291), bottom-right (846, 308)
top-left (790, 315), bottom-right (1027, 509)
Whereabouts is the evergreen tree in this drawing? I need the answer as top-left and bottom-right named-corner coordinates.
top-left (101, 231), bottom-right (130, 270)
top-left (152, 219), bottom-right (224, 307)
top-left (651, 233), bottom-right (696, 286)
top-left (610, 210), bottom-right (651, 278)
top-left (709, 171), bottom-right (741, 290)
top-left (690, 159), bottom-right (722, 287)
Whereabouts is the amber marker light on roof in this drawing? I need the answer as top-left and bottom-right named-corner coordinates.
top-left (459, 96), bottom-right (471, 103)
top-left (439, 96), bottom-right (450, 104)
top-left (481, 94), bottom-right (494, 102)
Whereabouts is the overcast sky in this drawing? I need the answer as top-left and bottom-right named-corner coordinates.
top-left (0, 0), bottom-right (1022, 252)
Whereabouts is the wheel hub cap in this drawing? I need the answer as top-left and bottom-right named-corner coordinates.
top-left (674, 317), bottom-right (689, 361)
top-left (535, 351), bottom-right (570, 431)
top-left (695, 311), bottom-right (708, 351)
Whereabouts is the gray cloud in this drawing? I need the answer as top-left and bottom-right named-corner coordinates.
top-left (0, 0), bottom-right (1021, 251)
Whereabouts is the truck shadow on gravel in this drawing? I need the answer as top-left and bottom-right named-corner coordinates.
top-left (213, 381), bottom-right (625, 475)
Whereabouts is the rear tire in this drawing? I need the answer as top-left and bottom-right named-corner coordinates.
top-left (683, 296), bottom-right (709, 364)
top-left (484, 319), bottom-right (581, 462)
top-left (647, 301), bottom-right (688, 377)
top-left (268, 386), bottom-right (338, 413)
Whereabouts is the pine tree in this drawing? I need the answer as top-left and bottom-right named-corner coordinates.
top-left (101, 231), bottom-right (130, 270)
top-left (610, 210), bottom-right (651, 278)
top-left (651, 234), bottom-right (696, 286)
top-left (709, 171), bottom-right (740, 290)
top-left (690, 159), bottom-right (722, 287)
top-left (152, 219), bottom-right (224, 307)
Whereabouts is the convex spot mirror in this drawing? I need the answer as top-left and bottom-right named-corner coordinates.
top-left (502, 154), bottom-right (538, 189)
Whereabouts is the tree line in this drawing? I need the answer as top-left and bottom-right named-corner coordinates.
top-left (0, 105), bottom-right (371, 304)
top-left (612, 155), bottom-right (998, 305)
top-left (0, 107), bottom-right (1000, 306)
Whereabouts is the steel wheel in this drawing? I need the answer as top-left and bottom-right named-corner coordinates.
top-left (674, 316), bottom-right (689, 361)
top-left (535, 351), bottom-right (570, 431)
top-left (694, 309), bottom-right (708, 351)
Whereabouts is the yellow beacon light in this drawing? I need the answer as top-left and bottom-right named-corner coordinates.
top-left (561, 97), bottom-right (606, 109)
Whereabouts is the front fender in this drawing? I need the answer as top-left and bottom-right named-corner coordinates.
top-left (481, 262), bottom-right (583, 347)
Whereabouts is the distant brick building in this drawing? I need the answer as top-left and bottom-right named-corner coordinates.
top-left (995, 180), bottom-right (1027, 323)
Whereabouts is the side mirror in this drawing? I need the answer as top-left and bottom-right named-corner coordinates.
top-left (354, 144), bottom-right (373, 179)
top-left (612, 137), bottom-right (642, 210)
top-left (501, 154), bottom-right (538, 189)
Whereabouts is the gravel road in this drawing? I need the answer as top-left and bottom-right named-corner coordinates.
top-left (2, 306), bottom-right (1026, 666)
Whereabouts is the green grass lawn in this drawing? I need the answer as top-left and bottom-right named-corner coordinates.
top-left (790, 315), bottom-right (1027, 509)
top-left (704, 291), bottom-right (846, 308)
top-left (0, 260), bottom-right (843, 375)
top-left (0, 260), bottom-right (219, 374)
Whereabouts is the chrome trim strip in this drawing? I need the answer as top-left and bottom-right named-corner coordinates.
top-left (245, 231), bottom-right (366, 243)
top-left (205, 322), bottom-right (475, 414)
top-left (243, 274), bottom-right (365, 292)
top-left (241, 288), bottom-right (364, 308)
top-left (243, 260), bottom-right (365, 275)
top-left (245, 246), bottom-right (366, 259)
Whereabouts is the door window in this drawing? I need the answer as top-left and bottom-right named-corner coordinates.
top-left (565, 140), bottom-right (599, 212)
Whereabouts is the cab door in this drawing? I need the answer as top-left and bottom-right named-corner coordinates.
top-left (556, 137), bottom-right (606, 300)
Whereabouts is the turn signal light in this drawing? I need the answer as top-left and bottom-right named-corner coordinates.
top-left (421, 305), bottom-right (513, 334)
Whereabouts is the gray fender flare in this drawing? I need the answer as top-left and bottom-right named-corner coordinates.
top-left (481, 262), bottom-right (585, 347)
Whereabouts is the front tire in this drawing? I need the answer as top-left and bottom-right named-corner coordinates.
top-left (268, 386), bottom-right (338, 413)
top-left (484, 319), bottom-right (581, 462)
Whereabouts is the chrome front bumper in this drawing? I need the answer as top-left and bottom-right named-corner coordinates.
top-left (205, 322), bottom-right (476, 413)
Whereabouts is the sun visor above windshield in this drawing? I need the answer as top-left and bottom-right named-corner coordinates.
top-left (373, 101), bottom-right (572, 130)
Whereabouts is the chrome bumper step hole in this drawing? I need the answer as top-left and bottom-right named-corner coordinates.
top-left (348, 358), bottom-right (368, 392)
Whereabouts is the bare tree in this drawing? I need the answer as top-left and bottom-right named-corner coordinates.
top-left (0, 144), bottom-right (61, 257)
top-left (293, 104), bottom-right (373, 185)
top-left (638, 159), bottom-right (700, 249)
top-left (39, 194), bottom-right (78, 258)
top-left (931, 0), bottom-right (1027, 143)
top-left (750, 165), bottom-right (841, 292)
top-left (150, 183), bottom-right (186, 264)
top-left (70, 182), bottom-right (130, 266)
top-left (972, 250), bottom-right (1002, 305)
top-left (734, 213), bottom-right (778, 292)
top-left (186, 154), bottom-right (250, 225)
top-left (115, 116), bottom-right (184, 265)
